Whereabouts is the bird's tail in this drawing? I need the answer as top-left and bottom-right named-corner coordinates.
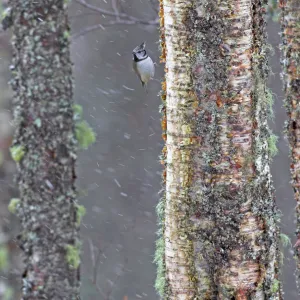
top-left (142, 82), bottom-right (148, 94)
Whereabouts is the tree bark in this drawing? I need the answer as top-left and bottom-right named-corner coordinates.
top-left (280, 0), bottom-right (300, 284)
top-left (9, 1), bottom-right (80, 299)
top-left (157, 0), bottom-right (282, 299)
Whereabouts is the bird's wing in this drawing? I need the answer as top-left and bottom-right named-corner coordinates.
top-left (133, 61), bottom-right (143, 85)
top-left (150, 57), bottom-right (155, 78)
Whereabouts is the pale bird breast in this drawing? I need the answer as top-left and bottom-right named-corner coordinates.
top-left (137, 57), bottom-right (155, 81)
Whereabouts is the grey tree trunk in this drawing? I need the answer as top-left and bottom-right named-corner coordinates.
top-left (8, 1), bottom-right (80, 299)
top-left (280, 0), bottom-right (300, 286)
top-left (156, 0), bottom-right (282, 299)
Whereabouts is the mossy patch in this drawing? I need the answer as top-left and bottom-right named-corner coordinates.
top-left (154, 236), bottom-right (166, 296)
top-left (66, 244), bottom-right (80, 269)
top-left (75, 204), bottom-right (86, 226)
top-left (268, 134), bottom-right (278, 157)
top-left (270, 279), bottom-right (280, 293)
top-left (75, 121), bottom-right (96, 150)
top-left (73, 104), bottom-right (96, 150)
top-left (10, 145), bottom-right (25, 162)
top-left (8, 198), bottom-right (20, 214)
top-left (280, 233), bottom-right (291, 248)
top-left (0, 246), bottom-right (9, 271)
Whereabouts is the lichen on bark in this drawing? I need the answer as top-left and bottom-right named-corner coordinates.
top-left (159, 0), bottom-right (281, 298)
top-left (155, 0), bottom-right (168, 297)
top-left (280, 0), bottom-right (300, 285)
top-left (9, 0), bottom-right (80, 298)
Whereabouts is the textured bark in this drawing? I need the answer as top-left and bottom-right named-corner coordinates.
top-left (0, 34), bottom-right (16, 300)
top-left (158, 0), bottom-right (281, 299)
top-left (280, 0), bottom-right (300, 284)
top-left (9, 1), bottom-right (80, 299)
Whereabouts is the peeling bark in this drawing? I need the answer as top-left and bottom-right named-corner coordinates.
top-left (9, 1), bottom-right (80, 299)
top-left (159, 0), bottom-right (281, 299)
top-left (280, 0), bottom-right (300, 285)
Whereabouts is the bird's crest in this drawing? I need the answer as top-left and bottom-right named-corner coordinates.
top-left (133, 42), bottom-right (146, 53)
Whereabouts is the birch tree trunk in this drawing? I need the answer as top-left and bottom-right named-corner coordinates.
top-left (156, 0), bottom-right (282, 298)
top-left (280, 0), bottom-right (300, 284)
top-left (8, 1), bottom-right (80, 298)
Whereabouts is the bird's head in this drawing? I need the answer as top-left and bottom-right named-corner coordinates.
top-left (132, 42), bottom-right (147, 61)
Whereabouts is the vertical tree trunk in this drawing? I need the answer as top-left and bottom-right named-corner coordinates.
top-left (157, 0), bottom-right (281, 298)
top-left (280, 0), bottom-right (300, 284)
top-left (9, 1), bottom-right (80, 298)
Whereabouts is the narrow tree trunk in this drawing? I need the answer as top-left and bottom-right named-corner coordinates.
top-left (9, 1), bottom-right (80, 298)
top-left (280, 0), bottom-right (300, 285)
top-left (157, 0), bottom-right (281, 298)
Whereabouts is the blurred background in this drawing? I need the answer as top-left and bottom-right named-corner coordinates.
top-left (0, 0), bottom-right (297, 299)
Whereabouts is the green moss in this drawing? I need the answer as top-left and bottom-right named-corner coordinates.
top-left (10, 145), bottom-right (25, 162)
top-left (63, 30), bottom-right (70, 39)
top-left (75, 120), bottom-right (96, 150)
top-left (76, 204), bottom-right (86, 226)
top-left (73, 104), bottom-right (96, 150)
top-left (65, 244), bottom-right (80, 269)
top-left (155, 196), bottom-right (166, 297)
top-left (268, 134), bottom-right (278, 157)
top-left (270, 279), bottom-right (280, 293)
top-left (77, 189), bottom-right (88, 197)
top-left (156, 198), bottom-right (165, 222)
top-left (73, 104), bottom-right (83, 120)
top-left (0, 246), bottom-right (9, 271)
top-left (156, 38), bottom-right (167, 294)
top-left (8, 198), bottom-right (20, 214)
top-left (265, 88), bottom-right (275, 120)
top-left (279, 250), bottom-right (284, 265)
top-left (154, 236), bottom-right (166, 296)
top-left (1, 7), bottom-right (10, 19)
top-left (280, 233), bottom-right (292, 248)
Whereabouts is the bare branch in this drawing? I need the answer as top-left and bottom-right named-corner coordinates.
top-left (112, 0), bottom-right (120, 21)
top-left (72, 18), bottom-right (159, 39)
top-left (88, 238), bottom-right (105, 286)
top-left (72, 0), bottom-right (159, 39)
top-left (74, 0), bottom-right (140, 22)
top-left (117, 0), bottom-right (126, 14)
top-left (74, 0), bottom-right (119, 17)
top-left (105, 259), bottom-right (127, 300)
top-left (95, 283), bottom-right (106, 298)
top-left (93, 248), bottom-right (102, 284)
top-left (69, 12), bottom-right (99, 19)
top-left (150, 0), bottom-right (159, 14)
top-left (88, 238), bottom-right (96, 267)
top-left (72, 23), bottom-right (108, 39)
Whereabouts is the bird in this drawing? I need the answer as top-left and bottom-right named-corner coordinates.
top-left (132, 42), bottom-right (155, 92)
